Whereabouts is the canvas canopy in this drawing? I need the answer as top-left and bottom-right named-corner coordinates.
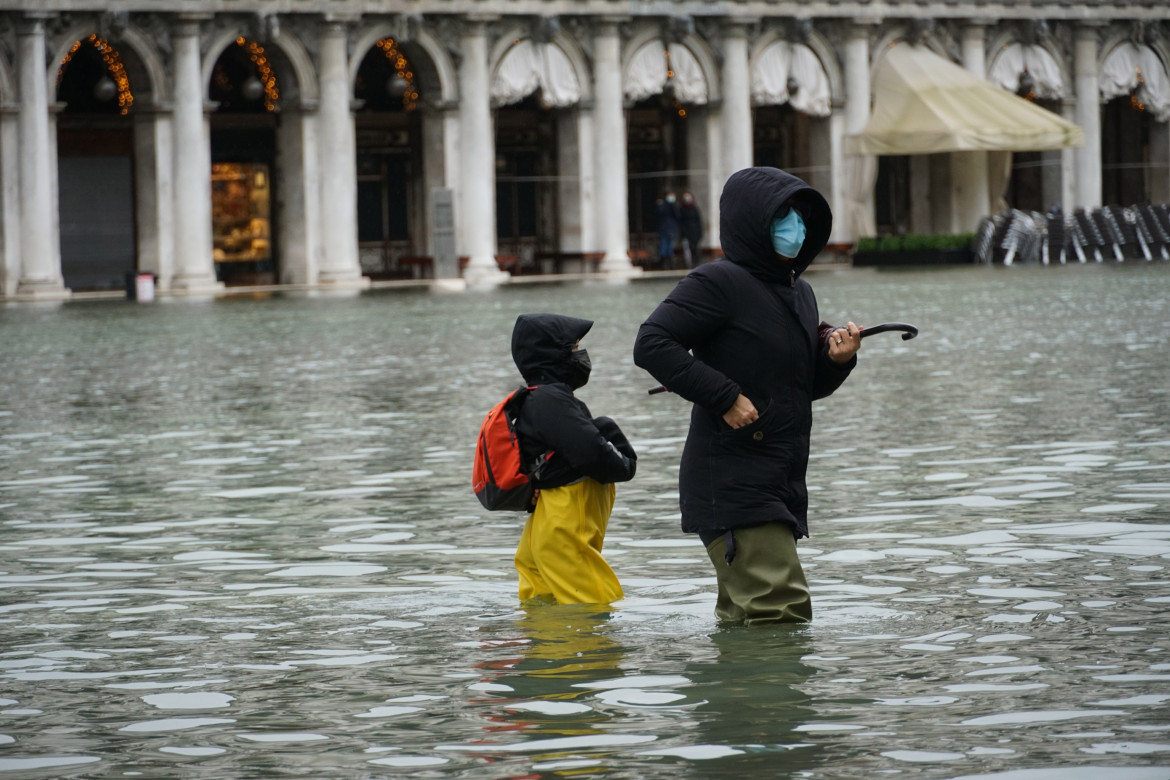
top-left (847, 43), bottom-right (1084, 155)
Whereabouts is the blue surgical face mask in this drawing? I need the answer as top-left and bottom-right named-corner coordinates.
top-left (770, 209), bottom-right (807, 259)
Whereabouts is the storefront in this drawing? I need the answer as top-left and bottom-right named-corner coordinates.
top-left (209, 38), bottom-right (278, 286)
top-left (354, 37), bottom-right (427, 279)
top-left (56, 35), bottom-right (137, 291)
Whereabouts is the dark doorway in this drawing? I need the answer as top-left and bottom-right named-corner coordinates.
top-left (627, 94), bottom-right (689, 262)
top-left (1102, 95), bottom-right (1153, 207)
top-left (495, 95), bottom-right (558, 269)
top-left (354, 38), bottom-right (426, 278)
top-left (875, 155), bottom-right (911, 236)
top-left (56, 35), bottom-right (137, 291)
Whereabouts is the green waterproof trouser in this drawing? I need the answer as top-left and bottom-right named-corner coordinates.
top-left (704, 523), bottom-right (812, 624)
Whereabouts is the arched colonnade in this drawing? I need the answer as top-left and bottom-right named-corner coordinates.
top-left (0, 13), bottom-right (1167, 299)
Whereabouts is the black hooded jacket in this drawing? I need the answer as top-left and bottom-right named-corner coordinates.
top-left (511, 313), bottom-right (637, 489)
top-left (632, 167), bottom-right (855, 538)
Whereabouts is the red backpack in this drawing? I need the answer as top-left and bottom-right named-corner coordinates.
top-left (472, 387), bottom-right (552, 512)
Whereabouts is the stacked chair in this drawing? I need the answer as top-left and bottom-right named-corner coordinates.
top-left (973, 203), bottom-right (1170, 265)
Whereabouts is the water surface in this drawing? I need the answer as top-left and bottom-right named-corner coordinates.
top-left (2, 264), bottom-right (1169, 778)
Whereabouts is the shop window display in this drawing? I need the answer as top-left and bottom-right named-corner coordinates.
top-left (212, 162), bottom-right (273, 283)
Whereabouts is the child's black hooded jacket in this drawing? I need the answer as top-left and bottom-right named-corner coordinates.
top-left (510, 313), bottom-right (636, 489)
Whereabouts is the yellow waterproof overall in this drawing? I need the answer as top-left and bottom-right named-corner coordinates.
top-left (515, 478), bottom-right (624, 605)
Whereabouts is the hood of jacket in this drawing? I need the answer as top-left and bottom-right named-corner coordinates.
top-left (511, 313), bottom-right (594, 385)
top-left (718, 167), bottom-right (832, 284)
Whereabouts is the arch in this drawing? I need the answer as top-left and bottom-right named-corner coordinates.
top-left (269, 30), bottom-right (318, 105)
top-left (203, 27), bottom-right (249, 100)
top-left (351, 25), bottom-right (456, 106)
top-left (47, 20), bottom-right (167, 108)
top-left (986, 37), bottom-right (1068, 100)
top-left (490, 35), bottom-right (584, 108)
top-left (1099, 38), bottom-right (1170, 122)
top-left (871, 29), bottom-right (955, 81)
top-left (551, 30), bottom-right (593, 105)
top-left (750, 27), bottom-right (843, 106)
top-left (749, 37), bottom-right (833, 116)
top-left (201, 28), bottom-right (313, 110)
top-left (0, 46), bottom-right (16, 105)
top-left (622, 27), bottom-right (719, 106)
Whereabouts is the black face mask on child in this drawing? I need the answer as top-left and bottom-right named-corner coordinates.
top-left (566, 349), bottom-right (592, 389)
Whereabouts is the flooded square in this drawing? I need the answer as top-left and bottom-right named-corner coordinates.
top-left (1, 264), bottom-right (1169, 778)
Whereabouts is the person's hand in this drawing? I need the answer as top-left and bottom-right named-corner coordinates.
top-left (722, 394), bottom-right (759, 429)
top-left (829, 321), bottom-right (862, 364)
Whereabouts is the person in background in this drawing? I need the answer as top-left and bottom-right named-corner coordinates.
top-left (679, 191), bottom-right (703, 268)
top-left (632, 167), bottom-right (861, 624)
top-left (510, 313), bottom-right (638, 605)
top-left (656, 192), bottom-right (681, 269)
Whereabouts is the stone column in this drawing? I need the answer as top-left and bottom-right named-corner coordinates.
top-left (1060, 98), bottom-right (1077, 213)
top-left (457, 16), bottom-right (507, 286)
top-left (15, 16), bottom-right (68, 300)
top-left (170, 17), bottom-right (221, 294)
top-left (843, 21), bottom-right (875, 241)
top-left (593, 19), bottom-right (638, 276)
top-left (132, 107), bottom-right (173, 287)
top-left (1074, 24), bottom-right (1103, 210)
top-left (1, 104), bottom-right (20, 297)
top-left (317, 20), bottom-right (367, 288)
top-left (954, 22), bottom-right (992, 232)
top-left (276, 101), bottom-right (319, 286)
top-left (827, 100), bottom-right (848, 244)
top-left (556, 108), bottom-right (589, 253)
top-left (721, 20), bottom-right (754, 183)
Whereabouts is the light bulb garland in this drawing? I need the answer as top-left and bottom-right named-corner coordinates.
top-left (375, 38), bottom-right (418, 110)
top-left (58, 34), bottom-right (134, 115)
top-left (236, 37), bottom-right (279, 112)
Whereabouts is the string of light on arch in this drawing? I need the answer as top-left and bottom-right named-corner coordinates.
top-left (58, 34), bottom-right (134, 115)
top-left (237, 37), bottom-right (280, 112)
top-left (376, 38), bottom-right (418, 110)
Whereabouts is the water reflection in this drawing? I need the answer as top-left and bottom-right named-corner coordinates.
top-left (672, 627), bottom-right (822, 777)
top-left (1, 265), bottom-right (1169, 777)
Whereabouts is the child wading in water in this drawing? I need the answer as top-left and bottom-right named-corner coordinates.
top-left (509, 314), bottom-right (637, 604)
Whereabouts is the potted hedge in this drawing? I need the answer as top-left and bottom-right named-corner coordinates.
top-left (851, 233), bottom-right (975, 266)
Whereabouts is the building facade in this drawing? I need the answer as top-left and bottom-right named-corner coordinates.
top-left (0, 2), bottom-right (1167, 300)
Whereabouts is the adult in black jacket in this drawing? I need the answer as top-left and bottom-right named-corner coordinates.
top-left (511, 313), bottom-right (637, 604)
top-left (679, 192), bottom-right (703, 268)
top-left (633, 167), bottom-right (861, 623)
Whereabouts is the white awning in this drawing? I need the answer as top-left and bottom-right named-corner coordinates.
top-left (492, 39), bottom-right (581, 108)
top-left (846, 43), bottom-right (1084, 155)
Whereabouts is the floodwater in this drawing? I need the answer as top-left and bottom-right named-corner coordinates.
top-left (1, 263), bottom-right (1169, 779)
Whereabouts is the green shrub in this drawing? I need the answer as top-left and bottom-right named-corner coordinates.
top-left (856, 233), bottom-right (975, 253)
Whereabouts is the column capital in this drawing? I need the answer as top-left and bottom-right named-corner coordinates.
top-left (593, 16), bottom-right (628, 36)
top-left (321, 14), bottom-right (360, 30)
top-left (16, 13), bottom-right (54, 35)
top-left (1076, 20), bottom-right (1109, 41)
top-left (172, 15), bottom-right (211, 37)
top-left (462, 13), bottom-right (499, 30)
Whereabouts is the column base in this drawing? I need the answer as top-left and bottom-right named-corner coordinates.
top-left (598, 255), bottom-right (644, 279)
top-left (13, 278), bottom-right (71, 302)
top-left (463, 257), bottom-right (508, 288)
top-left (168, 275), bottom-right (225, 297)
top-left (316, 270), bottom-right (372, 291)
top-left (430, 278), bottom-right (467, 294)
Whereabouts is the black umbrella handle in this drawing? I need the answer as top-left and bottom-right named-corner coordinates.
top-left (647, 321), bottom-right (919, 395)
top-left (859, 322), bottom-right (918, 341)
